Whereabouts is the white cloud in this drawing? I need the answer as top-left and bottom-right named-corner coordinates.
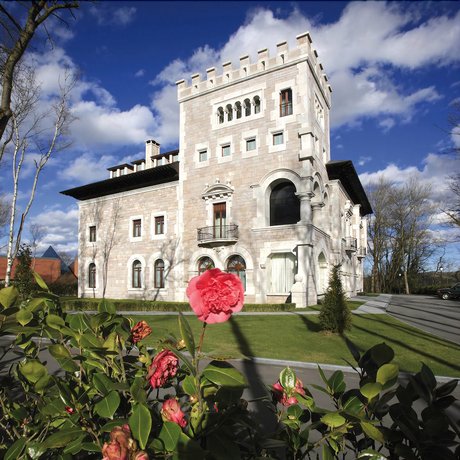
top-left (29, 207), bottom-right (79, 254)
top-left (359, 152), bottom-right (460, 203)
top-left (135, 69), bottom-right (145, 78)
top-left (89, 5), bottom-right (137, 26)
top-left (358, 156), bottom-right (372, 166)
top-left (149, 4), bottom-right (459, 143)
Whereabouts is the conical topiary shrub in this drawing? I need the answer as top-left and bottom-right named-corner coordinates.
top-left (319, 264), bottom-right (352, 333)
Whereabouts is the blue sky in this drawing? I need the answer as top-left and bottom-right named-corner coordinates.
top-left (1, 1), bottom-right (459, 268)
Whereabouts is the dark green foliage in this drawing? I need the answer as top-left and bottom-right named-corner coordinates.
top-left (13, 244), bottom-right (36, 300)
top-left (319, 264), bottom-right (352, 333)
top-left (61, 298), bottom-right (296, 312)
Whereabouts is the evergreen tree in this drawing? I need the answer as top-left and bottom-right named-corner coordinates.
top-left (14, 244), bottom-right (35, 300)
top-left (319, 264), bottom-right (352, 333)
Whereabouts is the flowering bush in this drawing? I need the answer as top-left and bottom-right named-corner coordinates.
top-left (0, 271), bottom-right (458, 459)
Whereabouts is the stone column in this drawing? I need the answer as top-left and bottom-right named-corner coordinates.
top-left (296, 192), bottom-right (313, 224)
top-left (293, 243), bottom-right (313, 308)
top-left (311, 203), bottom-right (324, 228)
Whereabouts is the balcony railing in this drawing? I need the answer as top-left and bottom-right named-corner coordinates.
top-left (357, 247), bottom-right (367, 258)
top-left (197, 224), bottom-right (238, 246)
top-left (344, 237), bottom-right (357, 252)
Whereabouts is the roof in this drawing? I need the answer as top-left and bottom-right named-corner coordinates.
top-left (326, 160), bottom-right (373, 216)
top-left (41, 245), bottom-right (60, 259)
top-left (107, 163), bottom-right (134, 171)
top-left (61, 162), bottom-right (179, 201)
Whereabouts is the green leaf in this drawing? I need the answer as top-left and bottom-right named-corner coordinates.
top-left (357, 449), bottom-right (387, 459)
top-left (129, 403), bottom-right (151, 449)
top-left (42, 428), bottom-right (85, 449)
top-left (103, 331), bottom-right (118, 351)
top-left (80, 332), bottom-right (102, 348)
top-left (98, 298), bottom-right (116, 314)
top-left (63, 435), bottom-right (86, 455)
top-left (19, 360), bottom-right (47, 383)
top-left (130, 377), bottom-right (147, 403)
top-left (49, 344), bottom-right (71, 360)
top-left (370, 343), bottom-right (394, 366)
top-left (343, 396), bottom-right (364, 415)
top-left (41, 397), bottom-right (66, 416)
top-left (279, 367), bottom-right (296, 390)
top-left (16, 309), bottom-right (33, 326)
top-left (158, 421), bottom-right (182, 451)
top-left (361, 422), bottom-right (384, 444)
top-left (287, 404), bottom-right (303, 419)
top-left (94, 390), bottom-right (120, 418)
top-left (435, 379), bottom-right (458, 398)
top-left (46, 314), bottom-right (66, 330)
top-left (178, 312), bottom-right (195, 358)
top-left (321, 412), bottom-right (346, 428)
top-left (420, 363), bottom-right (436, 391)
top-left (33, 271), bottom-right (49, 290)
top-left (26, 297), bottom-right (47, 312)
top-left (81, 442), bottom-right (101, 452)
top-left (203, 361), bottom-right (246, 389)
top-left (328, 370), bottom-right (346, 394)
top-left (317, 365), bottom-right (329, 386)
top-left (0, 286), bottom-right (19, 309)
top-left (322, 444), bottom-right (334, 460)
top-left (376, 363), bottom-right (399, 386)
top-left (182, 375), bottom-right (198, 396)
top-left (4, 437), bottom-right (26, 460)
top-left (360, 382), bottom-right (382, 400)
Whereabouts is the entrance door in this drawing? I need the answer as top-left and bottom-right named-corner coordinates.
top-left (213, 203), bottom-right (226, 238)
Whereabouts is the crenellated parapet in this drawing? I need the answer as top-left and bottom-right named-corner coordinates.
top-left (176, 31), bottom-right (332, 106)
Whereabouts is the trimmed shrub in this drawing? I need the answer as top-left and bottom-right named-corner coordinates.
top-left (319, 264), bottom-right (352, 333)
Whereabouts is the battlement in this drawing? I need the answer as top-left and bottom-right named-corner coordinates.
top-left (176, 32), bottom-right (332, 105)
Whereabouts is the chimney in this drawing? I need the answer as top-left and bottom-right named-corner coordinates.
top-left (145, 139), bottom-right (160, 168)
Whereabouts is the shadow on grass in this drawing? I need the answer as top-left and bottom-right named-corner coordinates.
top-left (351, 320), bottom-right (460, 373)
top-left (228, 318), bottom-right (278, 434)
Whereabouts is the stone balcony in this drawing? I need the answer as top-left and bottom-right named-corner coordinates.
top-left (197, 224), bottom-right (238, 247)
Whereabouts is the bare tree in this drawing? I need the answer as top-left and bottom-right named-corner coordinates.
top-left (366, 177), bottom-right (436, 294)
top-left (0, 1), bottom-right (79, 142)
top-left (443, 173), bottom-right (460, 229)
top-left (58, 250), bottom-right (75, 269)
top-left (4, 75), bottom-right (74, 286)
top-left (28, 222), bottom-right (45, 268)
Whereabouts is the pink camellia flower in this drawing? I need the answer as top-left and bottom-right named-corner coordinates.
top-left (102, 425), bottom-right (134, 460)
top-left (161, 398), bottom-right (187, 428)
top-left (186, 268), bottom-right (244, 323)
top-left (272, 378), bottom-right (306, 407)
top-left (147, 350), bottom-right (178, 388)
top-left (134, 452), bottom-right (149, 460)
top-left (131, 320), bottom-right (152, 343)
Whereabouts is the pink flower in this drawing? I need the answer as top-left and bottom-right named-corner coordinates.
top-left (147, 350), bottom-right (178, 388)
top-left (131, 320), bottom-right (152, 343)
top-left (101, 425), bottom-right (132, 460)
top-left (134, 452), bottom-right (149, 460)
top-left (186, 268), bottom-right (244, 323)
top-left (272, 378), bottom-right (306, 407)
top-left (161, 398), bottom-right (187, 428)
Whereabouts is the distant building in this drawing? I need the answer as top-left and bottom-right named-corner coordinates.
top-left (62, 32), bottom-right (371, 307)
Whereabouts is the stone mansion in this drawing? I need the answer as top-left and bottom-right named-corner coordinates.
top-left (62, 32), bottom-right (371, 308)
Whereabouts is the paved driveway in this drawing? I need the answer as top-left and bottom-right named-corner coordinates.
top-left (387, 294), bottom-right (460, 345)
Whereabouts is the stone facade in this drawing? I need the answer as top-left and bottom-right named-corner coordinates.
top-left (63, 32), bottom-right (371, 307)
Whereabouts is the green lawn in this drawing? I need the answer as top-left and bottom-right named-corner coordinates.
top-left (126, 313), bottom-right (460, 378)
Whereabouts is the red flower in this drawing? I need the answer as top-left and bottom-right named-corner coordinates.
top-left (65, 406), bottom-right (74, 414)
top-left (272, 378), bottom-right (306, 407)
top-left (101, 424), bottom-right (132, 460)
top-left (186, 268), bottom-right (244, 323)
top-left (131, 320), bottom-right (152, 343)
top-left (147, 350), bottom-right (178, 388)
top-left (161, 398), bottom-right (187, 427)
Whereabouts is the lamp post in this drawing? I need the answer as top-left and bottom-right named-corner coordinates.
top-left (398, 272), bottom-right (402, 294)
top-left (440, 266), bottom-right (443, 287)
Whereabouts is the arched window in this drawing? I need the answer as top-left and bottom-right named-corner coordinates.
top-left (253, 96), bottom-right (261, 114)
top-left (226, 104), bottom-right (233, 122)
top-left (280, 88), bottom-right (293, 116)
top-left (88, 263), bottom-right (96, 288)
top-left (270, 181), bottom-right (300, 226)
top-left (132, 260), bottom-right (142, 288)
top-left (227, 255), bottom-right (246, 290)
top-left (244, 98), bottom-right (251, 117)
top-left (198, 256), bottom-right (215, 275)
top-left (235, 101), bottom-right (242, 119)
top-left (154, 259), bottom-right (165, 288)
top-left (217, 107), bottom-right (224, 124)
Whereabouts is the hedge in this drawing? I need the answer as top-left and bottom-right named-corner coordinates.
top-left (61, 298), bottom-right (296, 312)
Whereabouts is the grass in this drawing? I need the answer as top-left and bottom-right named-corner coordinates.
top-left (126, 313), bottom-right (460, 378)
top-left (308, 300), bottom-right (364, 312)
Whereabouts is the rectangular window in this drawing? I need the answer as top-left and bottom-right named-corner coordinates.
top-left (199, 149), bottom-right (208, 162)
top-left (221, 144), bottom-right (231, 157)
top-left (213, 203), bottom-right (226, 238)
top-left (246, 138), bottom-right (256, 151)
top-left (89, 226), bottom-right (96, 242)
top-left (132, 219), bottom-right (141, 237)
top-left (273, 132), bottom-right (284, 145)
top-left (280, 88), bottom-right (293, 116)
top-left (155, 216), bottom-right (165, 235)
